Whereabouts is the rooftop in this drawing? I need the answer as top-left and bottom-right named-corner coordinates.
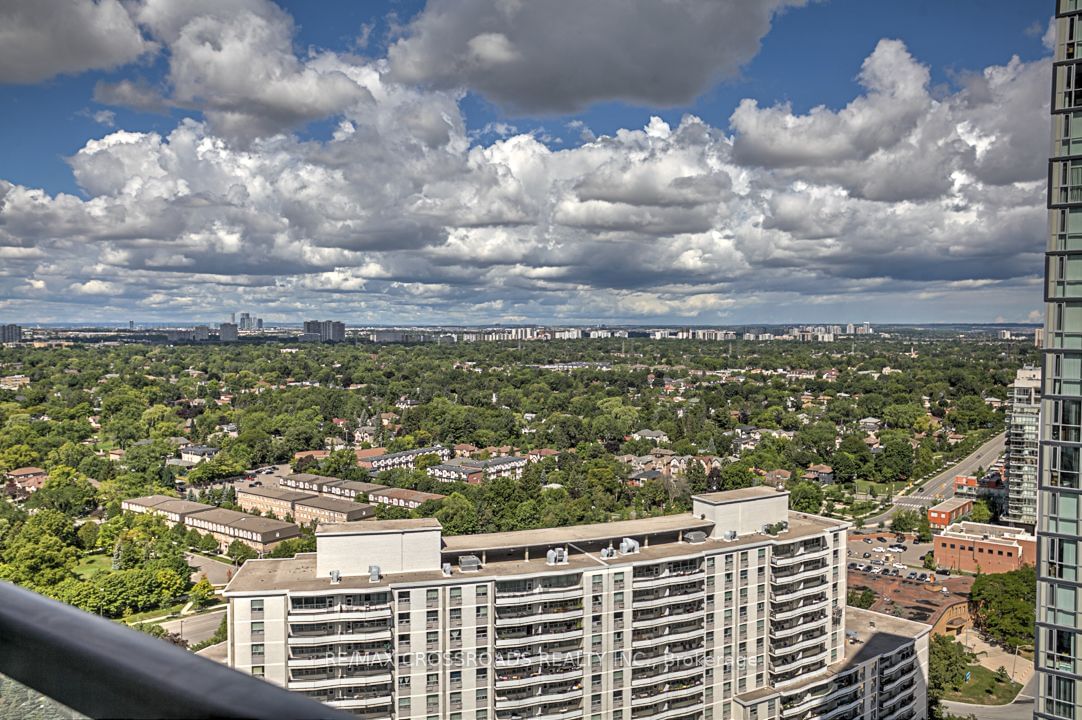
top-left (847, 571), bottom-right (972, 630)
top-left (836, 607), bottom-right (931, 672)
top-left (317, 518), bottom-right (442, 536)
top-left (694, 486), bottom-right (787, 504)
top-left (929, 497), bottom-right (972, 513)
top-left (236, 485), bottom-right (315, 503)
top-left (295, 495), bottom-right (372, 513)
top-left (940, 521), bottom-right (1035, 542)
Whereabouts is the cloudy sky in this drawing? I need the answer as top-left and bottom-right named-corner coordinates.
top-left (0, 0), bottom-right (1053, 326)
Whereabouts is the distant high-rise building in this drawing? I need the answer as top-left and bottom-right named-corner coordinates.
top-left (230, 312), bottom-right (236, 324)
top-left (256, 318), bottom-right (264, 330)
top-left (1039, 7), bottom-right (1082, 717)
top-left (239, 312), bottom-right (253, 331)
top-left (193, 326), bottom-right (210, 342)
top-left (1005, 367), bottom-right (1040, 528)
top-left (303, 320), bottom-right (345, 342)
top-left (0, 324), bottom-right (22, 343)
top-left (128, 320), bottom-right (134, 331)
top-left (219, 323), bottom-right (238, 342)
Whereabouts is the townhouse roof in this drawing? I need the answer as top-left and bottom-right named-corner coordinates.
top-left (236, 485), bottom-right (316, 503)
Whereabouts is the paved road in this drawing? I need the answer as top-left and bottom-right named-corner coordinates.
top-left (861, 432), bottom-right (1006, 526)
top-left (186, 552), bottom-right (235, 586)
top-left (942, 671), bottom-right (1036, 720)
top-left (161, 608), bottom-right (226, 646)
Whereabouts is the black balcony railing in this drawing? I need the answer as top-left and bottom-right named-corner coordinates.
top-left (0, 581), bottom-right (351, 719)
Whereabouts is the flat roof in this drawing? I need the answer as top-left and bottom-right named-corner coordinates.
top-left (841, 607), bottom-right (931, 668)
top-left (225, 511), bottom-right (842, 595)
top-left (441, 513), bottom-right (716, 554)
top-left (318, 518), bottom-right (442, 535)
top-left (930, 497), bottom-right (971, 513)
top-left (693, 486), bottom-right (787, 504)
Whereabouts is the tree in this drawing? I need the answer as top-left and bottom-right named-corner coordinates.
top-left (434, 492), bottom-right (479, 535)
top-left (189, 575), bottom-right (216, 609)
top-left (789, 482), bottom-right (823, 515)
top-left (890, 509), bottom-right (921, 534)
top-left (923, 552), bottom-right (937, 571)
top-left (847, 587), bottom-right (875, 609)
top-left (916, 512), bottom-right (933, 543)
top-left (198, 534), bottom-right (222, 553)
top-left (227, 540), bottom-right (257, 565)
top-left (968, 500), bottom-right (991, 523)
top-left (928, 634), bottom-right (973, 717)
top-left (77, 522), bottom-right (100, 550)
top-left (26, 467), bottom-right (97, 516)
top-left (969, 566), bottom-right (1036, 649)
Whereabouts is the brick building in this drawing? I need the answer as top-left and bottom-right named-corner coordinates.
top-left (933, 521), bottom-right (1037, 574)
top-left (927, 497), bottom-right (973, 531)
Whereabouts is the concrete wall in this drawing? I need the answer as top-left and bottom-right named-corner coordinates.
top-left (316, 527), bottom-right (442, 578)
top-left (695, 492), bottom-right (789, 538)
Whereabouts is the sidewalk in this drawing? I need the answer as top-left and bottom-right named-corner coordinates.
top-left (959, 630), bottom-right (1033, 685)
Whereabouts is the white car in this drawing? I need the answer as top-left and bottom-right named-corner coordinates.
top-left (892, 563), bottom-right (906, 570)
top-left (873, 547), bottom-right (885, 553)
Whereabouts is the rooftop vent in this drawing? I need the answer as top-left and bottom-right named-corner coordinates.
top-left (546, 547), bottom-right (568, 566)
top-left (722, 530), bottom-right (738, 541)
top-left (459, 554), bottom-right (481, 572)
top-left (685, 531), bottom-right (707, 544)
top-left (618, 538), bottom-right (640, 555)
top-left (599, 547), bottom-right (617, 559)
top-left (442, 562), bottom-right (452, 577)
top-left (329, 570), bottom-right (341, 584)
top-left (368, 565), bottom-right (381, 583)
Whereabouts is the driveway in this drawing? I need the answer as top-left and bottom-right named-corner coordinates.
top-left (186, 552), bottom-right (235, 586)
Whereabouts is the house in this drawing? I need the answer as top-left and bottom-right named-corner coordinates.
top-left (859, 417), bottom-right (882, 433)
top-left (108, 448), bottom-right (126, 462)
top-left (353, 426), bottom-right (378, 444)
top-left (292, 496), bottom-right (374, 526)
top-left (5, 466), bottom-right (47, 493)
top-left (631, 429), bottom-right (669, 444)
top-left (236, 485), bottom-right (315, 519)
top-left (184, 507), bottom-right (300, 553)
top-left (180, 445), bottom-right (220, 464)
top-left (293, 450), bottom-right (330, 462)
top-left (367, 487), bottom-right (447, 510)
top-left (353, 447), bottom-right (386, 463)
top-left (804, 464), bottom-right (834, 484)
top-left (763, 469), bottom-right (792, 485)
top-left (527, 448), bottom-right (560, 462)
top-left (625, 469), bottom-right (663, 487)
top-left (379, 412), bottom-right (399, 427)
top-left (358, 446), bottom-right (451, 472)
top-left (120, 495), bottom-right (214, 524)
top-left (453, 443), bottom-right (479, 458)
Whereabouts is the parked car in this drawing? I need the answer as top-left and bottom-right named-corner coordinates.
top-left (892, 563), bottom-right (906, 570)
top-left (862, 552), bottom-right (871, 559)
top-left (935, 568), bottom-right (951, 576)
top-left (863, 538), bottom-right (873, 544)
top-left (917, 573), bottom-right (928, 581)
top-left (871, 559), bottom-right (884, 566)
top-left (847, 562), bottom-right (858, 570)
top-left (906, 571), bottom-right (918, 580)
top-left (873, 547), bottom-right (885, 553)
top-left (876, 536), bottom-right (888, 543)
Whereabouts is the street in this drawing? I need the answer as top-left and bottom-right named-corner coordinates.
top-left (862, 432), bottom-right (1005, 526)
top-left (161, 608), bottom-right (226, 646)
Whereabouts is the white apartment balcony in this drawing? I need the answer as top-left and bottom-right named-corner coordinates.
top-left (632, 587), bottom-right (705, 610)
top-left (496, 705), bottom-right (582, 720)
top-left (879, 693), bottom-right (917, 720)
top-left (881, 665), bottom-right (918, 694)
top-left (771, 580), bottom-right (829, 604)
top-left (771, 629), bottom-right (829, 657)
top-left (772, 562), bottom-right (830, 585)
top-left (287, 606), bottom-right (392, 623)
top-left (495, 626), bottom-right (583, 648)
top-left (631, 695), bottom-right (703, 720)
top-left (494, 644), bottom-right (582, 668)
top-left (288, 629), bottom-right (392, 646)
top-left (495, 586), bottom-right (583, 606)
top-left (772, 543), bottom-right (830, 567)
top-left (325, 695), bottom-right (394, 710)
top-left (771, 647), bottom-right (829, 681)
top-left (496, 666), bottom-right (583, 689)
top-left (631, 643), bottom-right (706, 667)
top-left (495, 686), bottom-right (584, 710)
top-left (631, 623), bottom-right (704, 649)
top-left (289, 651), bottom-right (392, 668)
top-left (782, 686), bottom-right (833, 718)
top-left (772, 612), bottom-right (829, 640)
top-left (287, 670), bottom-right (392, 690)
top-left (773, 596), bottom-right (829, 622)
top-left (808, 692), bottom-right (863, 720)
top-left (630, 680), bottom-right (704, 708)
top-left (630, 661), bottom-right (705, 688)
top-left (495, 607), bottom-right (584, 627)
top-left (632, 567), bottom-right (705, 590)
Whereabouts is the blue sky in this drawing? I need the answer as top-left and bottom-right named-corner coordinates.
top-left (0, 0), bottom-right (1056, 324)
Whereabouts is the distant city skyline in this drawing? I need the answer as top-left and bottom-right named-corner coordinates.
top-left (0, 0), bottom-right (1053, 324)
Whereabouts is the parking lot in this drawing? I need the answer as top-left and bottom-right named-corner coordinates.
top-left (846, 530), bottom-right (947, 584)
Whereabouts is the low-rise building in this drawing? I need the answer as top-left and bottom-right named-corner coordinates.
top-left (927, 497), bottom-right (973, 531)
top-left (630, 428), bottom-right (669, 443)
top-left (804, 463), bottom-right (834, 484)
top-left (181, 445), bottom-right (220, 464)
top-left (120, 495), bottom-right (215, 524)
top-left (426, 455), bottom-right (528, 484)
top-left (5, 466), bottom-right (47, 492)
top-left (357, 446), bottom-right (451, 472)
top-left (292, 496), bottom-right (374, 526)
top-left (934, 521), bottom-right (1037, 574)
top-left (122, 495), bottom-right (300, 553)
top-left (236, 486), bottom-right (316, 519)
top-left (366, 487), bottom-right (446, 509)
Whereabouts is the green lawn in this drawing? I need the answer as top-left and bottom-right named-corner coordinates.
top-left (122, 602), bottom-right (187, 625)
top-left (943, 665), bottom-right (1022, 705)
top-left (74, 553), bottom-right (114, 579)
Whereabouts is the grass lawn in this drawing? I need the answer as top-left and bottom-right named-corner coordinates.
top-left (74, 553), bottom-right (113, 579)
top-left (943, 665), bottom-right (1022, 705)
top-left (122, 602), bottom-right (187, 625)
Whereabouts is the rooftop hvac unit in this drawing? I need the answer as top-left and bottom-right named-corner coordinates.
top-left (685, 531), bottom-right (707, 544)
top-left (368, 565), bottom-right (381, 582)
top-left (722, 530), bottom-right (738, 541)
top-left (442, 562), bottom-right (453, 577)
top-left (546, 547), bottom-right (567, 565)
top-left (329, 570), bottom-right (341, 584)
top-left (459, 554), bottom-right (482, 572)
top-left (781, 521), bottom-right (789, 531)
top-left (618, 538), bottom-right (640, 555)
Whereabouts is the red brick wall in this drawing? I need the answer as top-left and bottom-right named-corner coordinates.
top-left (934, 535), bottom-right (1025, 574)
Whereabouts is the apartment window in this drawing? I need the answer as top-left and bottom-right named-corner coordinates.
top-left (450, 607), bottom-right (462, 623)
top-left (427, 589), bottom-right (439, 606)
top-left (476, 687), bottom-right (488, 702)
top-left (251, 643), bottom-right (264, 657)
top-left (251, 665), bottom-right (264, 678)
top-left (476, 586), bottom-right (488, 600)
top-left (450, 587), bottom-right (462, 605)
top-left (250, 599), bottom-right (264, 617)
top-left (476, 605), bottom-right (488, 620)
top-left (399, 611), bottom-right (410, 627)
top-left (250, 621), bottom-right (264, 637)
top-left (593, 576), bottom-right (603, 590)
top-left (477, 712), bottom-right (487, 720)
top-left (399, 676), bottom-right (411, 688)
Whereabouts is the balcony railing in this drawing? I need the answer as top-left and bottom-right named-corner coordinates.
top-left (0, 580), bottom-right (351, 719)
